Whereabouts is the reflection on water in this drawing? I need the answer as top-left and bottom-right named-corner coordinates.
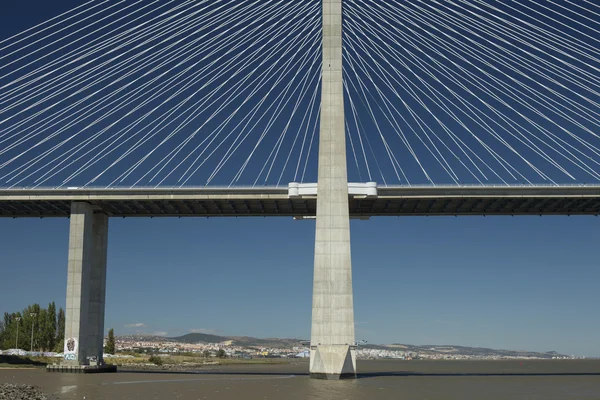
top-left (5, 360), bottom-right (600, 400)
top-left (307, 378), bottom-right (360, 400)
top-left (107, 375), bottom-right (296, 385)
top-left (60, 385), bottom-right (76, 394)
top-left (54, 374), bottom-right (82, 398)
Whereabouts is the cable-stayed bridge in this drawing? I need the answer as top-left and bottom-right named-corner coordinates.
top-left (1, 0), bottom-right (599, 378)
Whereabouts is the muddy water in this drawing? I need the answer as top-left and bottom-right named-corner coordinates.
top-left (2, 359), bottom-right (600, 400)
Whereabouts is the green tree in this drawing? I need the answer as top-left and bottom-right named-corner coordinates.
top-left (202, 350), bottom-right (211, 358)
top-left (105, 328), bottom-right (116, 354)
top-left (45, 302), bottom-right (57, 351)
top-left (56, 308), bottom-right (65, 350)
top-left (148, 354), bottom-right (163, 365)
top-left (0, 304), bottom-right (63, 351)
top-left (217, 349), bottom-right (226, 358)
top-left (37, 309), bottom-right (47, 351)
top-left (27, 304), bottom-right (41, 351)
top-left (0, 313), bottom-right (13, 349)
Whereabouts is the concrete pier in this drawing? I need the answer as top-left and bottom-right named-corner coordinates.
top-left (310, 0), bottom-right (356, 379)
top-left (63, 202), bottom-right (108, 366)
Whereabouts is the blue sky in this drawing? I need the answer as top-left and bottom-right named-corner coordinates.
top-left (1, 2), bottom-right (600, 357)
top-left (2, 214), bottom-right (600, 356)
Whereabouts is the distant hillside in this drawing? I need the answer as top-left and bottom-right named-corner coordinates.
top-left (169, 333), bottom-right (305, 348)
top-left (227, 336), bottom-right (304, 348)
top-left (169, 333), bottom-right (231, 344)
top-left (117, 334), bottom-right (567, 358)
top-left (387, 343), bottom-right (566, 359)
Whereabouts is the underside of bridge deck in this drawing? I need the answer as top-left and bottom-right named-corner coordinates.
top-left (1, 194), bottom-right (599, 217)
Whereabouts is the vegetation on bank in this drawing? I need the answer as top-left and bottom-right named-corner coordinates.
top-left (0, 303), bottom-right (290, 370)
top-left (0, 351), bottom-right (289, 369)
top-left (105, 354), bottom-right (290, 367)
top-left (0, 303), bottom-right (65, 352)
top-left (105, 329), bottom-right (115, 354)
top-left (0, 355), bottom-right (55, 368)
top-left (148, 354), bottom-right (164, 365)
top-left (0, 303), bottom-right (115, 356)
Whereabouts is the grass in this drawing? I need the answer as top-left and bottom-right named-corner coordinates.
top-left (0, 355), bottom-right (51, 368)
top-left (0, 354), bottom-right (291, 368)
top-left (105, 354), bottom-right (291, 366)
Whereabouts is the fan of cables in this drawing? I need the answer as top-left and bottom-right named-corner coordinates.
top-left (0, 1), bottom-right (598, 188)
top-left (343, 0), bottom-right (600, 186)
top-left (0, 0), bottom-right (322, 188)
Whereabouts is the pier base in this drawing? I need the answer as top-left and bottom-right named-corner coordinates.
top-left (47, 364), bottom-right (117, 374)
top-left (309, 345), bottom-right (356, 379)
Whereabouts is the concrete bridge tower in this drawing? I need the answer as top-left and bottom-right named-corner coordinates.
top-left (310, 0), bottom-right (357, 379)
top-left (62, 202), bottom-right (109, 368)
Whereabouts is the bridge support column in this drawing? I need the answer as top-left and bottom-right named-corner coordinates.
top-left (63, 202), bottom-right (108, 366)
top-left (310, 0), bottom-right (356, 379)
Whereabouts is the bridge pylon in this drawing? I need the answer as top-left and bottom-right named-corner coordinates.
top-left (62, 202), bottom-right (108, 368)
top-left (310, 0), bottom-right (356, 379)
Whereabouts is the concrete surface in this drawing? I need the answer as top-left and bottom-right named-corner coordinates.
top-left (310, 0), bottom-right (356, 379)
top-left (64, 203), bottom-right (108, 366)
top-left (1, 185), bottom-right (599, 217)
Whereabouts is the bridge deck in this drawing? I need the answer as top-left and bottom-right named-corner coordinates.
top-left (0, 186), bottom-right (599, 217)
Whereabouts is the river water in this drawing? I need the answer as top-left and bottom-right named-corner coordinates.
top-left (2, 359), bottom-right (600, 399)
